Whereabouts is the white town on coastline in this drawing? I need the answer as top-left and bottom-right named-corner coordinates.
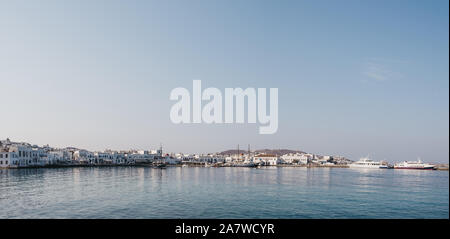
top-left (0, 138), bottom-right (447, 170)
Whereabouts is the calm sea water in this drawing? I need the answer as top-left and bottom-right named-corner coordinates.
top-left (0, 166), bottom-right (448, 218)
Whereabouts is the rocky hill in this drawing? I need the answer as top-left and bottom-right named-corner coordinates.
top-left (218, 149), bottom-right (305, 156)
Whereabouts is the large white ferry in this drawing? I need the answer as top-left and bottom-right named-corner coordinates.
top-left (394, 159), bottom-right (435, 170)
top-left (349, 157), bottom-right (389, 169)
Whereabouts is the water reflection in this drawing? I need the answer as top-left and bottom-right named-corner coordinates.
top-left (0, 167), bottom-right (448, 218)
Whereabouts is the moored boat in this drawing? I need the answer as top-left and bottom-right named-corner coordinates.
top-left (349, 157), bottom-right (389, 169)
top-left (394, 159), bottom-right (435, 170)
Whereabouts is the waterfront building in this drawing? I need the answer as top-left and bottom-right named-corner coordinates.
top-left (110, 152), bottom-right (127, 165)
top-left (225, 156), bottom-right (234, 163)
top-left (332, 156), bottom-right (353, 165)
top-left (198, 154), bottom-right (225, 164)
top-left (162, 155), bottom-right (182, 165)
top-left (0, 148), bottom-right (12, 168)
top-left (95, 152), bottom-right (113, 164)
top-left (44, 151), bottom-right (63, 165)
top-left (129, 150), bottom-right (158, 163)
top-left (178, 153), bottom-right (195, 162)
top-left (10, 144), bottom-right (33, 167)
top-left (73, 150), bottom-right (95, 164)
top-left (311, 155), bottom-right (333, 165)
top-left (0, 143), bottom-right (36, 168)
top-left (280, 153), bottom-right (312, 164)
top-left (253, 154), bottom-right (279, 166)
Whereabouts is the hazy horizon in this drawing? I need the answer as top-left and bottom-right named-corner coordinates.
top-left (0, 0), bottom-right (448, 163)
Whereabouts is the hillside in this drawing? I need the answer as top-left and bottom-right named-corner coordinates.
top-left (218, 149), bottom-right (306, 156)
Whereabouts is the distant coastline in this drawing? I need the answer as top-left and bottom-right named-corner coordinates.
top-left (2, 163), bottom-right (448, 170)
top-left (1, 138), bottom-right (448, 170)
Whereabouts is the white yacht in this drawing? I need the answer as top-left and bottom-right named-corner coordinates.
top-left (349, 157), bottom-right (389, 169)
top-left (394, 159), bottom-right (435, 170)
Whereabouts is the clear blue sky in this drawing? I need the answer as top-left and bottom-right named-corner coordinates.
top-left (0, 0), bottom-right (448, 163)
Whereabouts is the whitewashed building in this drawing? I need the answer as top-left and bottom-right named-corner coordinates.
top-left (0, 148), bottom-right (12, 168)
top-left (162, 155), bottom-right (182, 165)
top-left (253, 154), bottom-right (279, 166)
top-left (0, 144), bottom-right (37, 168)
top-left (198, 154), bottom-right (225, 163)
top-left (280, 153), bottom-right (312, 164)
top-left (73, 150), bottom-right (95, 164)
top-left (129, 150), bottom-right (158, 163)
